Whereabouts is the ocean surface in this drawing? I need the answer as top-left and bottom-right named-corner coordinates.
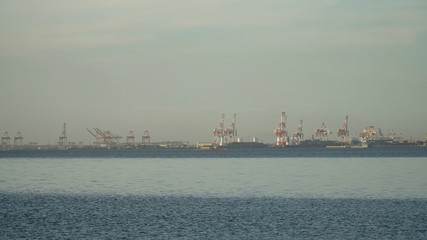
top-left (1, 147), bottom-right (427, 239)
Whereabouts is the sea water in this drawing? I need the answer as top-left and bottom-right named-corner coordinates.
top-left (1, 148), bottom-right (427, 239)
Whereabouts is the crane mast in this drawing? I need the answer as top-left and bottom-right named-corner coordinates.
top-left (14, 131), bottom-right (24, 146)
top-left (315, 122), bottom-right (331, 141)
top-left (213, 114), bottom-right (225, 146)
top-left (126, 131), bottom-right (135, 145)
top-left (58, 123), bottom-right (67, 146)
top-left (337, 115), bottom-right (350, 143)
top-left (225, 113), bottom-right (237, 144)
top-left (274, 112), bottom-right (289, 147)
top-left (142, 130), bottom-right (151, 144)
top-left (292, 119), bottom-right (304, 144)
top-left (87, 127), bottom-right (121, 147)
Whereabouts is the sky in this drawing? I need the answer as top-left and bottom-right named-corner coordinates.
top-left (1, 0), bottom-right (426, 144)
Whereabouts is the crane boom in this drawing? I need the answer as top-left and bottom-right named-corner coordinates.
top-left (86, 128), bottom-right (97, 138)
top-left (94, 128), bottom-right (106, 137)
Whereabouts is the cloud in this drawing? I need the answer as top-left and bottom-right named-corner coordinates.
top-left (249, 27), bottom-right (421, 51)
top-left (0, 0), bottom-right (425, 58)
top-left (0, 30), bottom-right (141, 58)
top-left (0, 1), bottom-right (154, 58)
top-left (84, 57), bottom-right (114, 64)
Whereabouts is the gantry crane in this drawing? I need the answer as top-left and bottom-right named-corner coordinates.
top-left (213, 114), bottom-right (225, 146)
top-left (337, 115), bottom-right (350, 142)
top-left (1, 132), bottom-right (11, 146)
top-left (58, 123), bottom-right (67, 146)
top-left (292, 119), bottom-right (304, 143)
top-left (274, 112), bottom-right (289, 146)
top-left (224, 113), bottom-right (237, 144)
top-left (14, 131), bottom-right (24, 146)
top-left (126, 131), bottom-right (135, 145)
top-left (86, 128), bottom-right (121, 146)
top-left (315, 122), bottom-right (332, 141)
top-left (142, 130), bottom-right (151, 144)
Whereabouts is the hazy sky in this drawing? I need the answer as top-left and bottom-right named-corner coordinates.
top-left (1, 0), bottom-right (426, 144)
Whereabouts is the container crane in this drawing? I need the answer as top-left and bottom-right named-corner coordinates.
top-left (274, 112), bottom-right (289, 146)
top-left (14, 131), bottom-right (24, 146)
top-left (315, 122), bottom-right (332, 141)
top-left (87, 128), bottom-right (121, 146)
top-left (86, 128), bottom-right (101, 146)
top-left (58, 123), bottom-right (67, 146)
top-left (142, 130), bottom-right (151, 144)
top-left (292, 119), bottom-right (304, 143)
top-left (94, 128), bottom-right (107, 145)
top-left (359, 126), bottom-right (381, 141)
top-left (213, 114), bottom-right (225, 146)
top-left (337, 115), bottom-right (349, 142)
top-left (126, 131), bottom-right (135, 145)
top-left (224, 113), bottom-right (237, 144)
top-left (1, 132), bottom-right (11, 146)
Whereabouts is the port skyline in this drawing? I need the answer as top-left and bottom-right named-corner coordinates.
top-left (1, 1), bottom-right (426, 147)
top-left (2, 113), bottom-right (426, 147)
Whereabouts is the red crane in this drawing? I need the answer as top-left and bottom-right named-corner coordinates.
top-left (337, 115), bottom-right (349, 142)
top-left (213, 114), bottom-right (225, 146)
top-left (274, 112), bottom-right (288, 146)
top-left (225, 113), bottom-right (237, 144)
top-left (293, 119), bottom-right (304, 143)
top-left (315, 122), bottom-right (331, 141)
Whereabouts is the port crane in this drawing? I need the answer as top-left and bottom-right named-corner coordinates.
top-left (142, 130), bottom-right (151, 144)
top-left (224, 113), bottom-right (237, 144)
top-left (126, 131), bottom-right (135, 145)
top-left (337, 115), bottom-right (349, 142)
top-left (86, 128), bottom-right (101, 146)
top-left (315, 122), bottom-right (332, 141)
top-left (58, 123), bottom-right (67, 146)
top-left (1, 132), bottom-right (11, 146)
top-left (97, 128), bottom-right (121, 145)
top-left (359, 126), bottom-right (384, 141)
top-left (213, 114), bottom-right (226, 146)
top-left (274, 112), bottom-right (289, 146)
top-left (14, 132), bottom-right (24, 146)
top-left (86, 128), bottom-right (121, 146)
top-left (292, 119), bottom-right (304, 143)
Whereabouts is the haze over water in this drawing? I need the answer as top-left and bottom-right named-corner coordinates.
top-left (1, 1), bottom-right (427, 144)
top-left (1, 154), bottom-right (427, 199)
top-left (1, 148), bottom-right (427, 239)
top-left (1, 0), bottom-right (427, 238)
